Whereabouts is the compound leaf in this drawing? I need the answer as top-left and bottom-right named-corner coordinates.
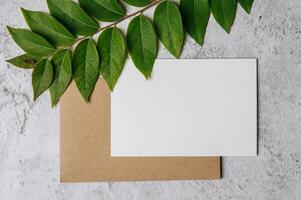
top-left (127, 15), bottom-right (157, 79)
top-left (154, 0), bottom-right (184, 58)
top-left (21, 8), bottom-right (75, 47)
top-left (47, 0), bottom-right (99, 36)
top-left (180, 0), bottom-right (210, 45)
top-left (7, 26), bottom-right (54, 56)
top-left (210, 0), bottom-right (237, 33)
top-left (72, 39), bottom-right (100, 102)
top-left (6, 54), bottom-right (40, 69)
top-left (49, 49), bottom-right (72, 106)
top-left (78, 0), bottom-right (125, 22)
top-left (32, 59), bottom-right (53, 101)
top-left (97, 27), bottom-right (126, 91)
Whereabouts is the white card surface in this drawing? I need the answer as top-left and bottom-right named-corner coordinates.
top-left (111, 59), bottom-right (257, 156)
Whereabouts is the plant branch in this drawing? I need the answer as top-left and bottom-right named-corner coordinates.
top-left (59, 0), bottom-right (163, 52)
top-left (97, 0), bottom-right (163, 32)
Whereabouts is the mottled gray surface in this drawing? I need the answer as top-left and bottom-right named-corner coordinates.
top-left (0, 0), bottom-right (301, 199)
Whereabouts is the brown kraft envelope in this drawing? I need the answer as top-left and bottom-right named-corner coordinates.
top-left (60, 80), bottom-right (221, 182)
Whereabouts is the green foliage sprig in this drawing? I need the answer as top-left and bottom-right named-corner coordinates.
top-left (6, 0), bottom-right (254, 106)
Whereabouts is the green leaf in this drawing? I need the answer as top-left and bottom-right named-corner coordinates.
top-left (78, 0), bottom-right (125, 22)
top-left (47, 0), bottom-right (99, 36)
top-left (21, 8), bottom-right (75, 47)
top-left (122, 0), bottom-right (151, 7)
top-left (154, 1), bottom-right (184, 58)
top-left (127, 15), bottom-right (157, 79)
top-left (210, 0), bottom-right (237, 33)
top-left (49, 50), bottom-right (72, 106)
top-left (32, 59), bottom-right (53, 101)
top-left (7, 26), bottom-right (54, 56)
top-left (6, 54), bottom-right (40, 69)
top-left (72, 39), bottom-right (100, 102)
top-left (239, 0), bottom-right (254, 14)
top-left (97, 27), bottom-right (126, 91)
top-left (179, 0), bottom-right (210, 45)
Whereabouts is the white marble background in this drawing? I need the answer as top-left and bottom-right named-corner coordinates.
top-left (0, 0), bottom-right (301, 199)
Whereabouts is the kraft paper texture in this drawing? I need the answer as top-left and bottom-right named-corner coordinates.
top-left (60, 80), bottom-right (220, 182)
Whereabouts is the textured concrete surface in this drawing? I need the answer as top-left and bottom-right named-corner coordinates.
top-left (0, 0), bottom-right (301, 199)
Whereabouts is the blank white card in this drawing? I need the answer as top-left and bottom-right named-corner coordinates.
top-left (111, 59), bottom-right (257, 156)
